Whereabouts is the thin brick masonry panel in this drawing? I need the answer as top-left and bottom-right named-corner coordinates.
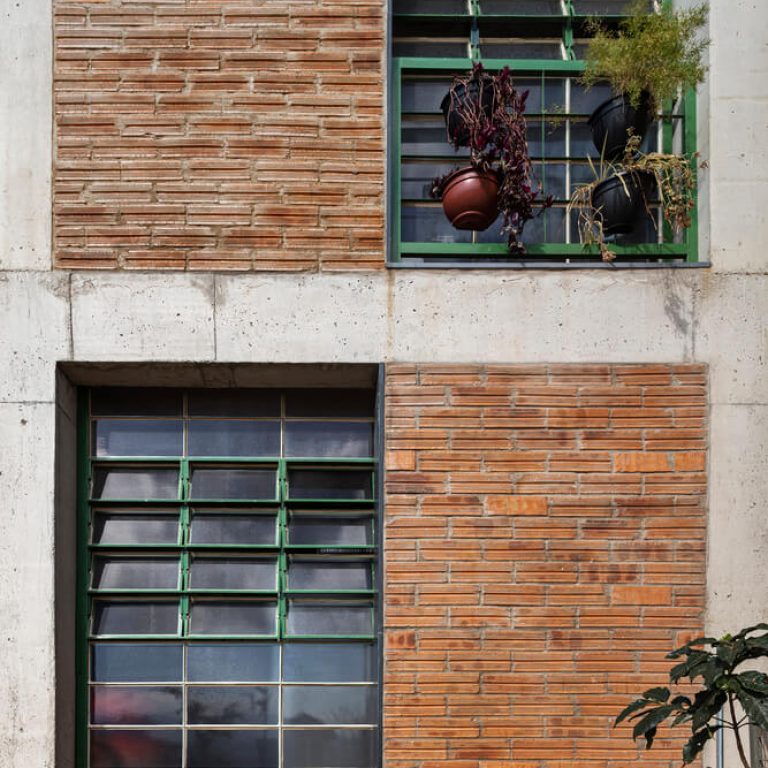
top-left (53, 1), bottom-right (384, 271)
top-left (384, 364), bottom-right (707, 768)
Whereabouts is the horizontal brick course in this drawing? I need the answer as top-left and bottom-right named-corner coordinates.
top-left (384, 364), bottom-right (706, 768)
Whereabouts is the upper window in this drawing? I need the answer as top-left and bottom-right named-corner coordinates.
top-left (390, 0), bottom-right (698, 266)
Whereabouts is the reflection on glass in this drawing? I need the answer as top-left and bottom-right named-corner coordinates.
top-left (91, 686), bottom-right (182, 725)
top-left (92, 601), bottom-right (179, 636)
top-left (190, 513), bottom-right (276, 545)
top-left (288, 515), bottom-right (373, 547)
top-left (187, 730), bottom-right (278, 768)
top-left (91, 643), bottom-right (183, 683)
top-left (187, 643), bottom-right (279, 682)
top-left (190, 558), bottom-right (277, 591)
top-left (91, 388), bottom-right (182, 418)
top-left (284, 643), bottom-right (377, 683)
top-left (188, 389), bottom-right (281, 418)
top-left (283, 729), bottom-right (377, 768)
top-left (90, 729), bottom-right (182, 768)
top-left (190, 468), bottom-right (276, 500)
top-left (188, 421), bottom-right (280, 458)
top-left (284, 422), bottom-right (373, 458)
top-left (92, 467), bottom-right (179, 500)
top-left (92, 512), bottom-right (178, 546)
top-left (287, 602), bottom-right (373, 636)
top-left (287, 470), bottom-right (373, 500)
top-left (190, 601), bottom-right (276, 635)
top-left (284, 686), bottom-right (376, 725)
top-left (92, 557), bottom-right (179, 590)
top-left (188, 686), bottom-right (278, 725)
top-left (289, 561), bottom-right (372, 591)
top-left (94, 420), bottom-right (183, 457)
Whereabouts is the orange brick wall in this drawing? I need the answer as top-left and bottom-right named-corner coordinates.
top-left (53, 1), bottom-right (384, 271)
top-left (384, 364), bottom-right (707, 768)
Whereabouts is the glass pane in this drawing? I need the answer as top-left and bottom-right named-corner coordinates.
top-left (393, 40), bottom-right (469, 57)
top-left (289, 561), bottom-right (372, 591)
top-left (188, 389), bottom-right (281, 418)
top-left (401, 161), bottom-right (466, 202)
top-left (91, 686), bottom-right (182, 725)
top-left (288, 469), bottom-right (373, 500)
top-left (190, 467), bottom-right (277, 500)
top-left (92, 512), bottom-right (179, 546)
top-left (284, 686), bottom-right (377, 725)
top-left (527, 121), bottom-right (566, 158)
top-left (570, 81), bottom-right (613, 114)
top-left (92, 557), bottom-right (179, 590)
top-left (401, 115), bottom-right (458, 158)
top-left (92, 601), bottom-right (179, 636)
top-left (187, 730), bottom-right (278, 768)
top-left (287, 602), bottom-right (373, 636)
top-left (285, 390), bottom-right (375, 418)
top-left (187, 643), bottom-right (279, 682)
top-left (401, 77), bottom-right (452, 114)
top-left (288, 515), bottom-right (373, 547)
top-left (189, 601), bottom-right (276, 635)
top-left (188, 686), bottom-right (278, 725)
top-left (91, 643), bottom-right (183, 683)
top-left (91, 388), bottom-right (182, 418)
top-left (190, 558), bottom-right (277, 591)
top-left (190, 512), bottom-right (277, 545)
top-left (284, 423), bottom-right (374, 459)
top-left (93, 467), bottom-right (179, 500)
top-left (481, 0), bottom-right (564, 12)
top-left (401, 203), bottom-right (476, 243)
top-left (574, 0), bottom-right (653, 13)
top-left (393, 0), bottom-right (467, 12)
top-left (283, 729), bottom-right (377, 768)
top-left (188, 421), bottom-right (280, 458)
top-left (480, 40), bottom-right (563, 58)
top-left (94, 420), bottom-right (183, 458)
top-left (90, 729), bottom-right (182, 768)
top-left (284, 644), bottom-right (377, 683)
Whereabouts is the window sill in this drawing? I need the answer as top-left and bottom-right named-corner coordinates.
top-left (387, 260), bottom-right (712, 270)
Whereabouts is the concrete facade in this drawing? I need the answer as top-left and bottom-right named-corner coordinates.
top-left (1, 0), bottom-right (767, 767)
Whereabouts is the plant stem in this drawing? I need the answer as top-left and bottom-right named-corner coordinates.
top-left (728, 692), bottom-right (752, 768)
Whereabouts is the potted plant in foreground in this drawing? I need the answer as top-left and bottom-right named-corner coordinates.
top-left (582, 0), bottom-right (709, 159)
top-left (431, 64), bottom-right (551, 254)
top-left (615, 622), bottom-right (768, 767)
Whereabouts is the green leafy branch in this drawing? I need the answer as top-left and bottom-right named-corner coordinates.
top-left (615, 623), bottom-right (768, 767)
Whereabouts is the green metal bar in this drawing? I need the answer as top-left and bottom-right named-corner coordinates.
top-left (392, 58), bottom-right (403, 264)
top-left (396, 56), bottom-right (585, 73)
top-left (400, 241), bottom-right (689, 256)
top-left (76, 390), bottom-right (90, 768)
top-left (684, 87), bottom-right (699, 263)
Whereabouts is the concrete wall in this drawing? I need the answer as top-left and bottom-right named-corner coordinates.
top-left (1, 0), bottom-right (768, 767)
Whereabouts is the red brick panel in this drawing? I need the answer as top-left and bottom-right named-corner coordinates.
top-left (384, 364), bottom-right (707, 768)
top-left (53, 1), bottom-right (384, 271)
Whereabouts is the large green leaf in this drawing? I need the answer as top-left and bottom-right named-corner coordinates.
top-left (643, 687), bottom-right (671, 703)
top-left (615, 698), bottom-right (652, 726)
top-left (735, 687), bottom-right (768, 732)
top-left (682, 726), bottom-right (720, 764)
top-left (738, 670), bottom-right (768, 696)
top-left (690, 689), bottom-right (726, 731)
top-left (668, 636), bottom-right (717, 658)
top-left (632, 705), bottom-right (674, 746)
top-left (732, 623), bottom-right (768, 641)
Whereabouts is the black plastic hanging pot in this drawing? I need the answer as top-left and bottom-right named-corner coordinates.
top-left (588, 92), bottom-right (653, 160)
top-left (591, 171), bottom-right (655, 235)
top-left (440, 76), bottom-right (495, 146)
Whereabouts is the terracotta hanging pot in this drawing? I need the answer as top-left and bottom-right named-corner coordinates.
top-left (440, 167), bottom-right (500, 231)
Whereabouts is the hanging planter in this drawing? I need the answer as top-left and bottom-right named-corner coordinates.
top-left (440, 75), bottom-right (495, 147)
top-left (439, 167), bottom-right (499, 231)
top-left (591, 170), bottom-right (655, 235)
top-left (588, 92), bottom-right (652, 160)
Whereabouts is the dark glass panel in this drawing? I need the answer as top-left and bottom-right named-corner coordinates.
top-left (190, 468), bottom-right (277, 500)
top-left (91, 686), bottom-right (182, 725)
top-left (188, 421), bottom-right (281, 458)
top-left (190, 557), bottom-right (277, 591)
top-left (91, 388), bottom-right (182, 418)
top-left (90, 729), bottom-right (182, 768)
top-left (401, 203), bottom-right (477, 243)
top-left (285, 390), bottom-right (374, 418)
top-left (283, 729), bottom-right (377, 768)
top-left (190, 512), bottom-right (277, 546)
top-left (289, 561), bottom-right (372, 591)
top-left (574, 0), bottom-right (654, 13)
top-left (480, 0), bottom-right (564, 12)
top-left (401, 116), bottom-right (462, 158)
top-left (187, 686), bottom-right (278, 725)
top-left (92, 601), bottom-right (179, 636)
top-left (527, 121), bottom-right (566, 158)
top-left (92, 512), bottom-right (179, 546)
top-left (283, 643), bottom-right (377, 683)
top-left (284, 686), bottom-right (377, 725)
top-left (187, 730), bottom-right (278, 768)
top-left (288, 469), bottom-right (373, 500)
top-left (94, 420), bottom-right (183, 458)
top-left (569, 81), bottom-right (614, 114)
top-left (284, 422), bottom-right (374, 459)
top-left (480, 40), bottom-right (564, 58)
top-left (286, 602), bottom-right (373, 636)
top-left (393, 0), bottom-right (467, 12)
top-left (187, 643), bottom-right (279, 682)
top-left (92, 557), bottom-right (179, 591)
top-left (188, 389), bottom-right (281, 418)
top-left (189, 601), bottom-right (276, 635)
top-left (393, 40), bottom-right (469, 57)
top-left (401, 77), bottom-right (453, 114)
top-left (288, 515), bottom-right (373, 547)
top-left (91, 643), bottom-right (183, 683)
top-left (92, 467), bottom-right (179, 500)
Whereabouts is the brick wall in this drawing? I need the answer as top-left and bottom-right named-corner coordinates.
top-left (384, 364), bottom-right (707, 768)
top-left (54, 1), bottom-right (384, 271)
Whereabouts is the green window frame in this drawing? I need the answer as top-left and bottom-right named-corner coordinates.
top-left (390, 0), bottom-right (699, 266)
top-left (76, 388), bottom-right (380, 768)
